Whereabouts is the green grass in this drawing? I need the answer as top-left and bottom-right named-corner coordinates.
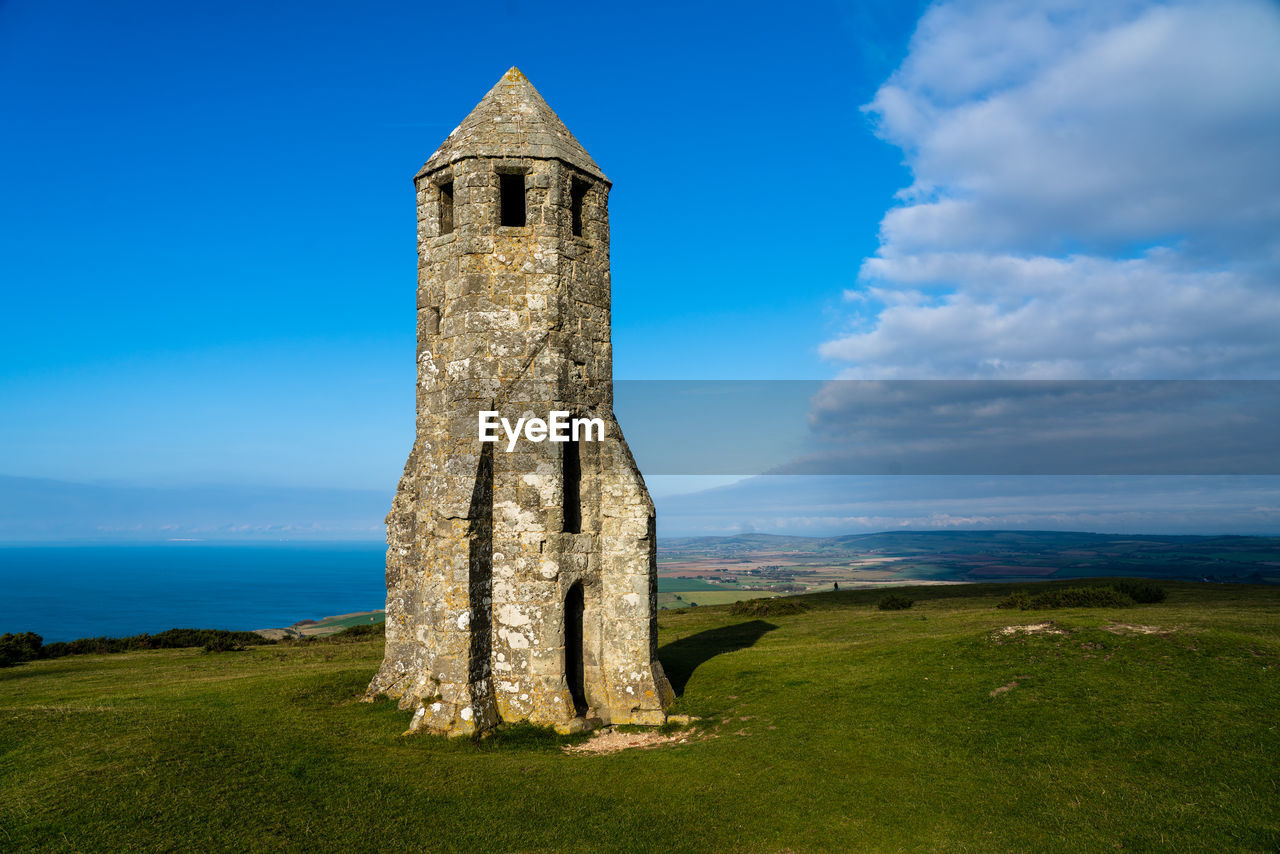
top-left (2, 580), bottom-right (1279, 852)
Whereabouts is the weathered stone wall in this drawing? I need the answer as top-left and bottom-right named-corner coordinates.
top-left (366, 69), bottom-right (673, 735)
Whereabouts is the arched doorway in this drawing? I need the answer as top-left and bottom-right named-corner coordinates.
top-left (564, 581), bottom-right (587, 716)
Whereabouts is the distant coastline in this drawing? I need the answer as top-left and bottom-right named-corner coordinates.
top-left (4, 533), bottom-right (1277, 641)
top-left (255, 609), bottom-right (385, 640)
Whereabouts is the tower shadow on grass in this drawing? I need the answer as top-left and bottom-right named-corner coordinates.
top-left (657, 620), bottom-right (778, 697)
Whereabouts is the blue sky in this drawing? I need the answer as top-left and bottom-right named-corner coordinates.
top-left (0, 0), bottom-right (923, 487)
top-left (3, 0), bottom-right (1279, 535)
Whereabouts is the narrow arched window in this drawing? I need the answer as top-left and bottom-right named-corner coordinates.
top-left (499, 172), bottom-right (526, 227)
top-left (562, 438), bottom-right (581, 534)
top-left (570, 178), bottom-right (589, 237)
top-left (438, 181), bottom-right (454, 235)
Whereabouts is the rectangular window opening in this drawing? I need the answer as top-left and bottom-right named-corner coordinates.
top-left (438, 181), bottom-right (454, 235)
top-left (563, 437), bottom-right (581, 534)
top-left (570, 178), bottom-right (589, 237)
top-left (499, 172), bottom-right (526, 227)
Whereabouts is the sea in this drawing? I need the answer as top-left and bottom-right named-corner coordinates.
top-left (0, 543), bottom-right (387, 642)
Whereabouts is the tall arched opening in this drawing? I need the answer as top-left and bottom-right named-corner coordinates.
top-left (564, 581), bottom-right (587, 716)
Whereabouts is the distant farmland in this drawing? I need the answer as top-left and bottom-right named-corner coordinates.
top-left (655, 530), bottom-right (1280, 609)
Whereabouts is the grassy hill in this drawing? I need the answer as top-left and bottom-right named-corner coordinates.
top-left (2, 581), bottom-right (1278, 852)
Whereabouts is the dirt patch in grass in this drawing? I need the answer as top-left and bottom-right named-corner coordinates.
top-left (1105, 623), bottom-right (1174, 636)
top-left (561, 727), bottom-right (709, 755)
top-left (998, 622), bottom-right (1065, 637)
top-left (989, 681), bottom-right (1019, 697)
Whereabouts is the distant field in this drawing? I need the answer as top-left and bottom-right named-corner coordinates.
top-left (1208, 552), bottom-right (1280, 562)
top-left (656, 577), bottom-right (727, 592)
top-left (3, 579), bottom-right (1277, 851)
top-left (308, 611), bottom-right (384, 632)
top-left (658, 531), bottom-right (1280, 588)
top-left (257, 610), bottom-right (386, 639)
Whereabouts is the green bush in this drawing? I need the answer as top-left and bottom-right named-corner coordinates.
top-left (153, 629), bottom-right (271, 650)
top-left (1030, 586), bottom-right (1134, 609)
top-left (0, 632), bottom-right (43, 667)
top-left (202, 635), bottom-right (246, 653)
top-left (1110, 580), bottom-right (1168, 603)
top-left (729, 599), bottom-right (808, 617)
top-left (37, 628), bottom-right (272, 660)
top-left (878, 594), bottom-right (914, 611)
top-left (306, 623), bottom-right (386, 643)
top-left (997, 591), bottom-right (1031, 610)
top-left (997, 583), bottom-right (1166, 611)
top-left (334, 623), bottom-right (384, 638)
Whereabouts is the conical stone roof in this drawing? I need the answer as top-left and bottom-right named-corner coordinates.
top-left (417, 68), bottom-right (607, 182)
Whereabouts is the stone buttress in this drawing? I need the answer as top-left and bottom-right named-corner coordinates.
top-left (365, 68), bottom-right (674, 735)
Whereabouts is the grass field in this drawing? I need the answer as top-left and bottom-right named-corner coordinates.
top-left (3, 580), bottom-right (1278, 852)
top-left (311, 612), bottom-right (384, 629)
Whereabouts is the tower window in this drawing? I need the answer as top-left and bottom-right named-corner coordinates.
top-left (562, 437), bottom-right (581, 534)
top-left (570, 178), bottom-right (589, 237)
top-left (499, 172), bottom-right (526, 227)
top-left (438, 181), bottom-right (454, 235)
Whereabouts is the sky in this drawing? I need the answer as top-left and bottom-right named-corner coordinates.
top-left (2, 0), bottom-right (1279, 538)
top-left (825, 0), bottom-right (1280, 379)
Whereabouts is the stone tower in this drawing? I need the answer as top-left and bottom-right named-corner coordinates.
top-left (366, 68), bottom-right (674, 736)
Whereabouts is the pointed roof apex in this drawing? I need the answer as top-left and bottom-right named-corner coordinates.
top-left (418, 68), bottom-right (607, 182)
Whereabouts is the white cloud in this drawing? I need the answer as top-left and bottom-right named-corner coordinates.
top-left (823, 0), bottom-right (1280, 379)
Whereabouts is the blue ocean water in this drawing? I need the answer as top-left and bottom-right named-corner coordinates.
top-left (0, 543), bottom-right (386, 641)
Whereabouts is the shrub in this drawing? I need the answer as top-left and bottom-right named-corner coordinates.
top-left (997, 583), bottom-right (1167, 611)
top-left (32, 628), bottom-right (272, 660)
top-left (335, 623), bottom-right (383, 638)
top-left (1030, 586), bottom-right (1134, 609)
top-left (729, 599), bottom-right (808, 617)
top-left (878, 594), bottom-right (914, 611)
top-left (202, 635), bottom-right (245, 653)
top-left (0, 632), bottom-right (43, 667)
top-left (1110, 580), bottom-right (1168, 604)
top-left (152, 629), bottom-right (271, 650)
top-left (997, 591), bottom-right (1031, 610)
top-left (317, 623), bottom-right (386, 643)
